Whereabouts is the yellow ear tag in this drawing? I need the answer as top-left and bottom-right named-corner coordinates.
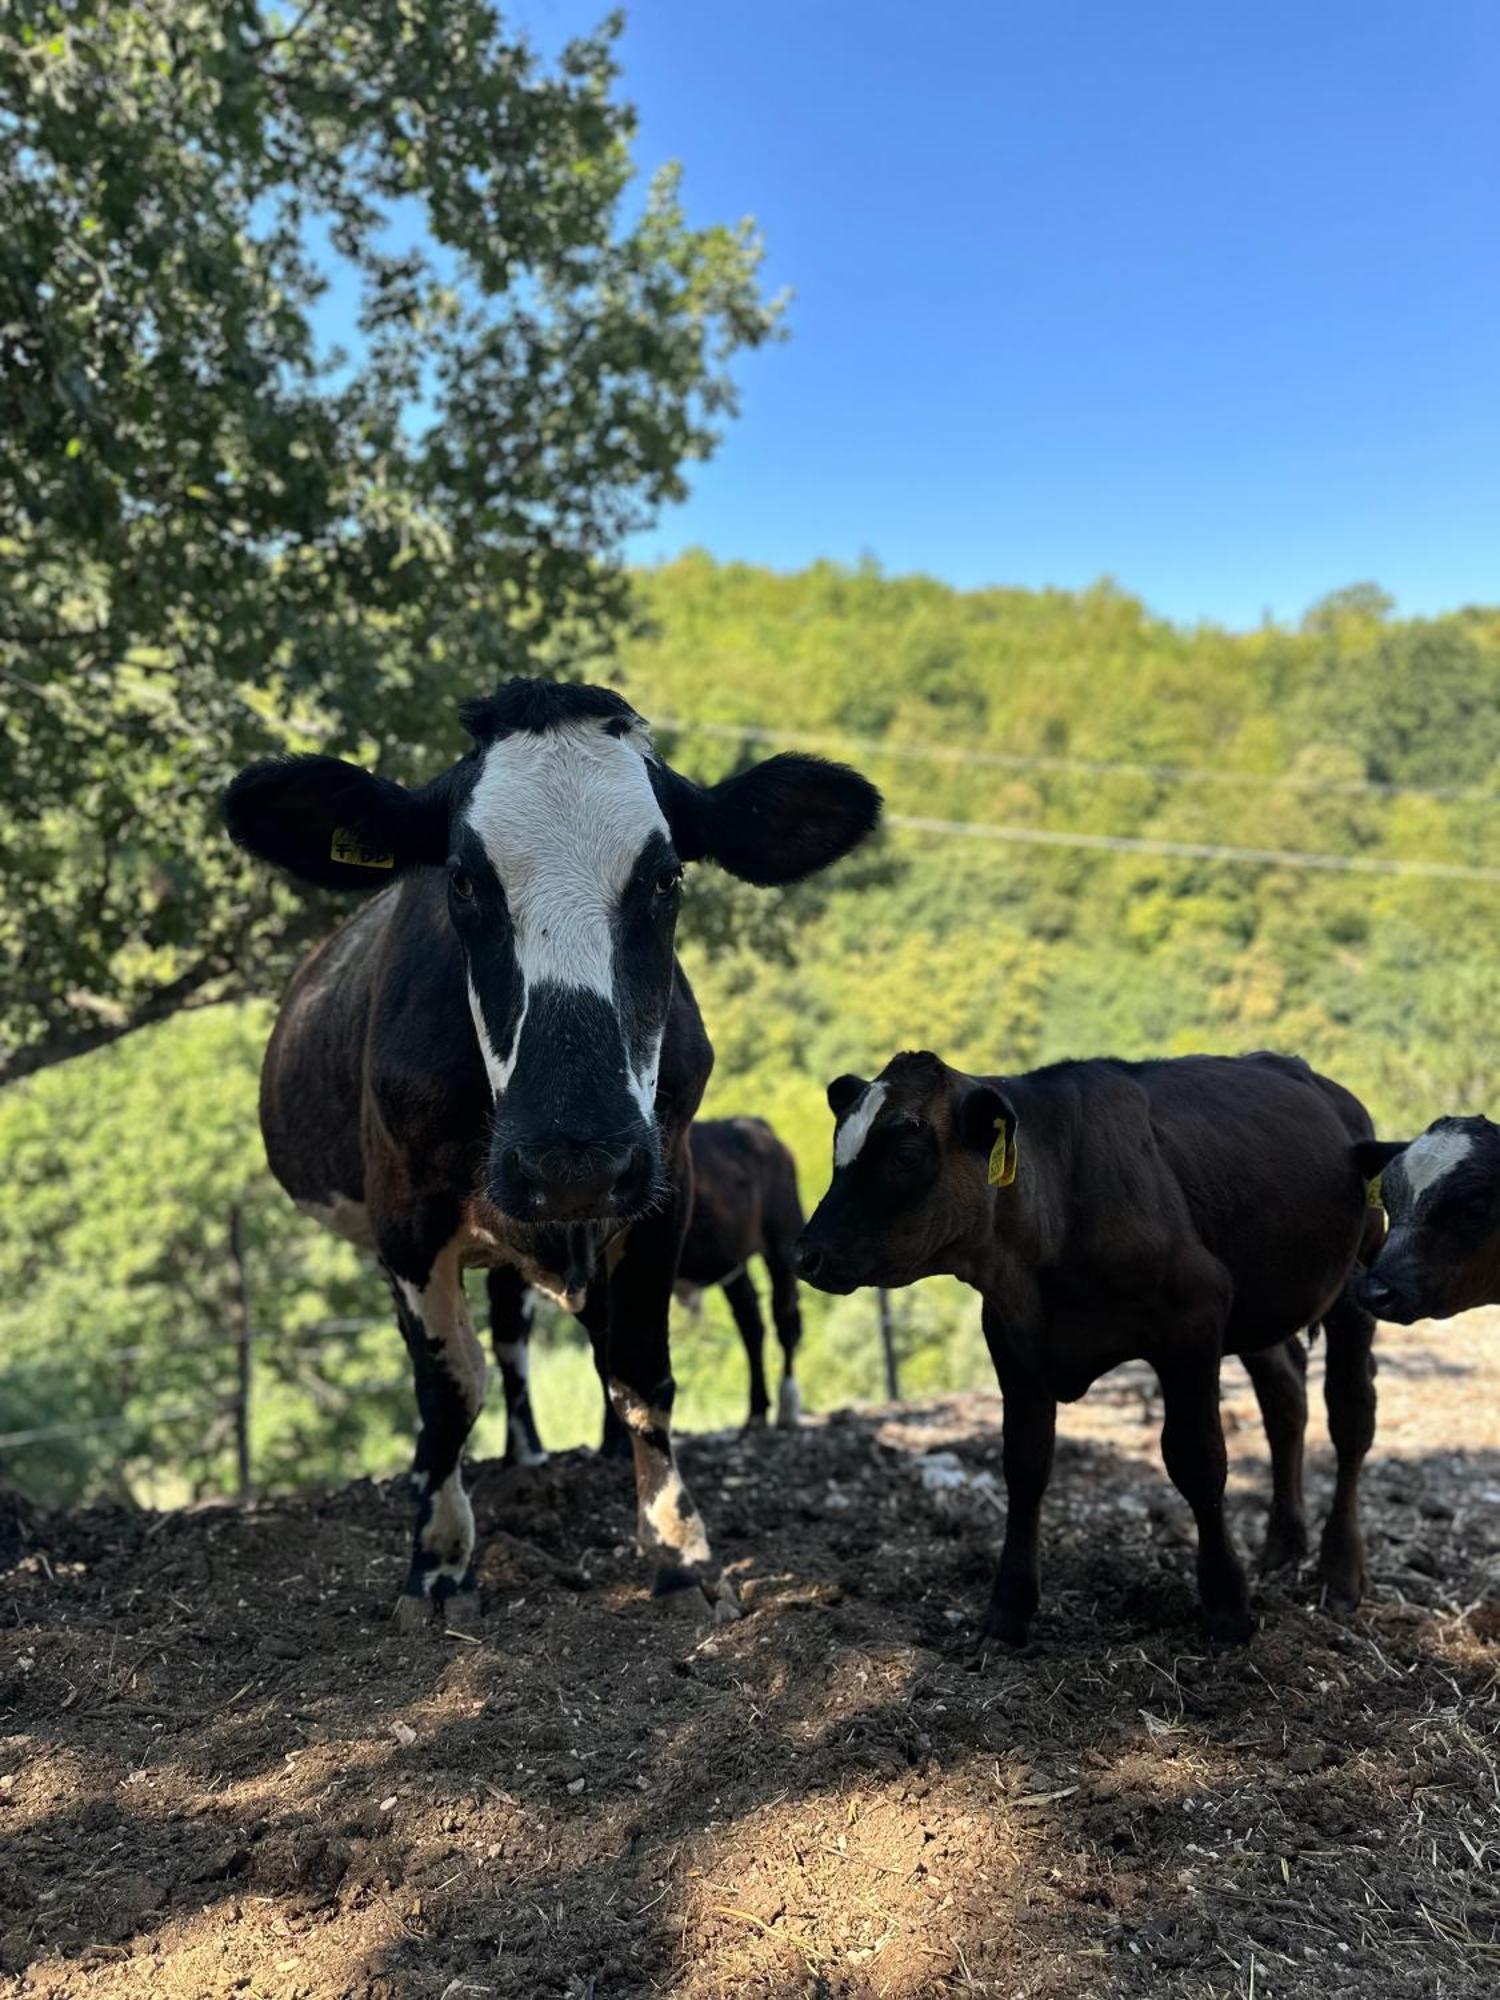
top-left (988, 1118), bottom-right (1019, 1188)
top-left (1366, 1174), bottom-right (1384, 1210)
top-left (330, 827), bottom-right (395, 870)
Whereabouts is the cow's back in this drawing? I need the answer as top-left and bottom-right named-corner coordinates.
top-left (1137, 1053), bottom-right (1374, 1351)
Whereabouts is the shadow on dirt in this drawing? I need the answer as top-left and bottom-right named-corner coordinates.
top-left (3, 1369), bottom-right (1499, 1999)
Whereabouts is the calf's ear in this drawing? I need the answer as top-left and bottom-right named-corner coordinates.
top-left (651, 755), bottom-right (881, 886)
top-left (827, 1073), bottom-right (870, 1117)
top-left (1352, 1138), bottom-right (1409, 1181)
top-left (224, 756), bottom-right (450, 892)
top-left (958, 1085), bottom-right (1021, 1186)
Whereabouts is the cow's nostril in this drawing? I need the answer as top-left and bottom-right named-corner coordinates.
top-left (1362, 1274), bottom-right (1395, 1314)
top-left (795, 1240), bottom-right (826, 1282)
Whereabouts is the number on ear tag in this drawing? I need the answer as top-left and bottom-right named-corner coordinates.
top-left (330, 827), bottom-right (395, 870)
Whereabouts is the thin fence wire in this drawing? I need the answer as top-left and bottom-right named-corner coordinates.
top-left (655, 713), bottom-right (1500, 805)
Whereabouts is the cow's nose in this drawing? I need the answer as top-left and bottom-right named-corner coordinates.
top-left (794, 1238), bottom-right (828, 1283)
top-left (502, 1139), bottom-right (652, 1223)
top-left (1359, 1272), bottom-right (1397, 1317)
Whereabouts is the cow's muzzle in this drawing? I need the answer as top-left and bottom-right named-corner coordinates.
top-left (493, 1132), bottom-right (658, 1226)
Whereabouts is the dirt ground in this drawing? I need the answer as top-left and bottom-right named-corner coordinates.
top-left (3, 1315), bottom-right (1499, 2000)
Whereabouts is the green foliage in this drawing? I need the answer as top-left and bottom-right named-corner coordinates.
top-left (8, 558), bottom-right (1500, 1504)
top-left (0, 1), bottom-right (779, 1084)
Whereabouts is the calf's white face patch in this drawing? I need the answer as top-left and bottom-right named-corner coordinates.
top-left (835, 1082), bottom-right (889, 1167)
top-left (1397, 1126), bottom-right (1475, 1202)
top-left (460, 717), bottom-right (670, 1108)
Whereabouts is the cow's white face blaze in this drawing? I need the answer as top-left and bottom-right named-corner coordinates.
top-left (458, 716), bottom-right (672, 1121)
top-left (448, 709), bottom-right (681, 1226)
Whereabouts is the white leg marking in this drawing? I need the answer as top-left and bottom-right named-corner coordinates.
top-left (777, 1377), bottom-right (803, 1427)
top-left (834, 1081), bottom-right (889, 1167)
top-left (422, 1468), bottom-right (476, 1584)
top-left (643, 1465), bottom-right (713, 1567)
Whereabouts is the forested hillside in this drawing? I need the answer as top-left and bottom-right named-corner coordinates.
top-left (7, 558), bottom-right (1500, 1503)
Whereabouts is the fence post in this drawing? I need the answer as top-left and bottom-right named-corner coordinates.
top-left (227, 1205), bottom-right (253, 1500)
top-left (876, 1287), bottom-right (900, 1402)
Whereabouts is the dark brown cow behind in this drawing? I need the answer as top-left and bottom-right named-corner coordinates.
top-left (489, 1113), bottom-right (807, 1460)
top-left (796, 1048), bottom-right (1383, 1645)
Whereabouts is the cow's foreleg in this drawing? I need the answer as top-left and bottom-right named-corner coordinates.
top-left (1317, 1291), bottom-right (1377, 1611)
top-left (721, 1269), bottom-right (772, 1429)
top-left (1243, 1337), bottom-right (1310, 1572)
top-left (981, 1346), bottom-right (1057, 1647)
top-left (486, 1266), bottom-right (547, 1467)
top-left (1156, 1347), bottom-right (1253, 1644)
top-left (607, 1196), bottom-right (737, 1620)
top-left (385, 1244), bottom-right (487, 1629)
top-left (577, 1289), bottom-right (632, 1460)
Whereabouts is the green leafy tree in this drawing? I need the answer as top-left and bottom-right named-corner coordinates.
top-left (0, 1), bottom-right (779, 1083)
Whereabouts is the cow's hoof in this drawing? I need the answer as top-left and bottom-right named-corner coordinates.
top-left (504, 1442), bottom-right (549, 1471)
top-left (978, 1608), bottom-right (1031, 1649)
top-left (653, 1568), bottom-right (741, 1624)
top-left (1260, 1515), bottom-right (1310, 1574)
top-left (776, 1379), bottom-right (803, 1428)
top-left (1201, 1603), bottom-right (1255, 1646)
top-left (743, 1410), bottom-right (769, 1433)
top-left (394, 1592), bottom-right (434, 1631)
top-left (1319, 1571), bottom-right (1364, 1614)
top-left (441, 1585), bottom-right (482, 1629)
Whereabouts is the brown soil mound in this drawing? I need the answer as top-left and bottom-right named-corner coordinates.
top-left (4, 1318), bottom-right (1500, 1998)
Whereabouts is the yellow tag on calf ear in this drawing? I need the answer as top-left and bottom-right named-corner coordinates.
top-left (988, 1117), bottom-right (1019, 1188)
top-left (330, 827), bottom-right (395, 869)
top-left (1366, 1174), bottom-right (1384, 1210)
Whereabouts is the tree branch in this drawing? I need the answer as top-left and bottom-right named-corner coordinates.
top-left (0, 958), bottom-right (242, 1089)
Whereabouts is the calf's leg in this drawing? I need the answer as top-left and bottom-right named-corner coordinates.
top-left (981, 1351), bottom-right (1057, 1646)
top-left (1155, 1348), bottom-right (1253, 1643)
top-left (721, 1268), bottom-right (772, 1429)
top-left (763, 1237), bottom-right (804, 1427)
top-left (1317, 1291), bottom-right (1377, 1610)
top-left (384, 1236), bottom-right (487, 1629)
top-left (486, 1266), bottom-right (547, 1468)
top-left (1242, 1337), bottom-right (1309, 1571)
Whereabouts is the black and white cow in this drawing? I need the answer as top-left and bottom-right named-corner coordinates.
top-left (225, 680), bottom-right (879, 1627)
top-left (488, 1112), bottom-right (808, 1462)
top-left (1354, 1117), bottom-right (1500, 1323)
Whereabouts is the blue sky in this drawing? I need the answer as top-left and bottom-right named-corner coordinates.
top-left (473, 2), bottom-right (1497, 628)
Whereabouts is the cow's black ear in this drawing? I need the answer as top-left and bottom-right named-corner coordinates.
top-left (652, 755), bottom-right (881, 887)
top-left (224, 756), bottom-right (450, 892)
top-left (958, 1084), bottom-right (1019, 1164)
top-left (828, 1073), bottom-right (869, 1117)
top-left (1353, 1138), bottom-right (1408, 1181)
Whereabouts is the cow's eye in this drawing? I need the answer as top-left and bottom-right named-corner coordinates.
top-left (891, 1142), bottom-right (927, 1174)
top-left (655, 865), bottom-right (684, 899)
top-left (448, 866), bottom-right (475, 902)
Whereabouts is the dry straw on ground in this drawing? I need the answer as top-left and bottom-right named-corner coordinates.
top-left (3, 1312), bottom-right (1499, 1997)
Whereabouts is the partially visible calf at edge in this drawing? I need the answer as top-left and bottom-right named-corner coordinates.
top-left (224, 679), bottom-right (880, 1629)
top-left (796, 1048), bottom-right (1384, 1645)
top-left (1352, 1114), bottom-right (1500, 1324)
